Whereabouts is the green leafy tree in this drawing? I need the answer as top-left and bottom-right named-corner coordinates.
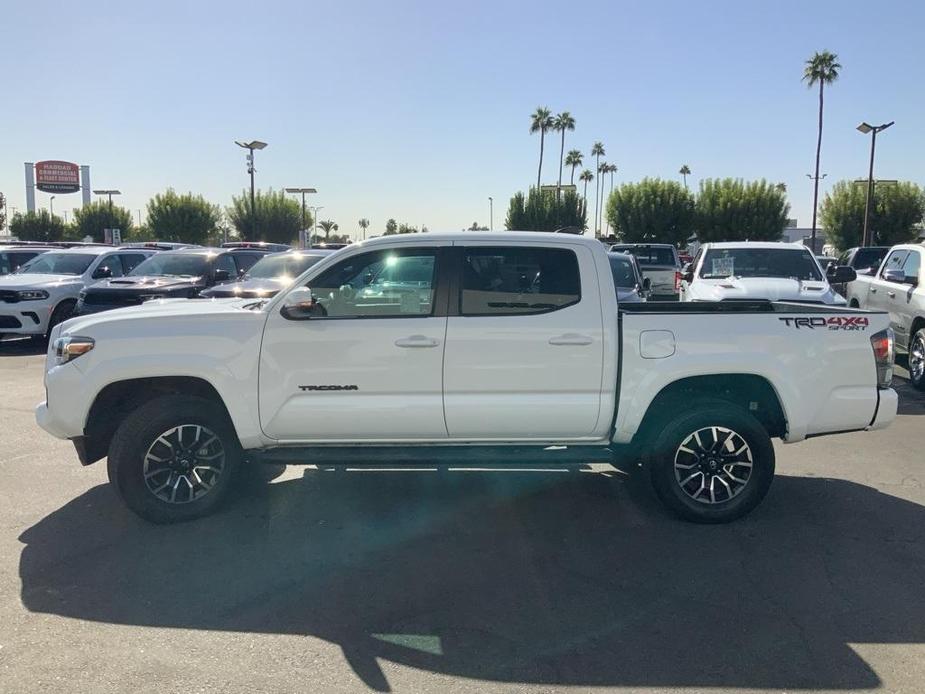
top-left (145, 189), bottom-right (222, 245)
top-left (504, 188), bottom-right (587, 232)
top-left (679, 164), bottom-right (691, 188)
top-left (529, 107), bottom-right (554, 190)
top-left (821, 180), bottom-right (925, 251)
top-left (9, 210), bottom-right (66, 242)
top-left (465, 222), bottom-right (489, 231)
top-left (565, 149), bottom-right (583, 185)
top-left (397, 223), bottom-right (419, 234)
top-left (227, 189), bottom-right (305, 244)
top-left (803, 50), bottom-right (842, 246)
top-left (605, 178), bottom-right (694, 246)
top-left (384, 218), bottom-right (398, 236)
top-left (695, 178), bottom-right (791, 243)
top-left (553, 112), bottom-right (576, 190)
top-left (72, 201), bottom-right (134, 243)
top-left (0, 193), bottom-right (7, 231)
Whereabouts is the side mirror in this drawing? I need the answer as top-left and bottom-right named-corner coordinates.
top-left (642, 277), bottom-right (652, 291)
top-left (213, 269), bottom-right (231, 282)
top-left (93, 266), bottom-right (112, 279)
top-left (680, 263), bottom-right (694, 282)
top-left (827, 265), bottom-right (857, 284)
top-left (280, 287), bottom-right (326, 320)
top-left (882, 268), bottom-right (906, 284)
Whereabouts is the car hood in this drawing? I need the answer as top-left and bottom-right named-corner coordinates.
top-left (694, 277), bottom-right (844, 304)
top-left (201, 277), bottom-right (286, 298)
top-left (0, 273), bottom-right (83, 288)
top-left (86, 275), bottom-right (204, 292)
top-left (59, 297), bottom-right (263, 336)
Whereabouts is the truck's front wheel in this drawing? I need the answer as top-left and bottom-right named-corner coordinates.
top-left (107, 395), bottom-right (242, 523)
top-left (648, 402), bottom-right (774, 523)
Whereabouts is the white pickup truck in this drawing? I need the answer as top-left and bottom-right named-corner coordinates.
top-left (36, 233), bottom-right (898, 525)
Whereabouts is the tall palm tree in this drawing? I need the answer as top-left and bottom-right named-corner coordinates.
top-left (553, 112), bottom-right (576, 192)
top-left (579, 169), bottom-right (594, 206)
top-left (565, 149), bottom-right (583, 185)
top-left (358, 217), bottom-right (369, 240)
top-left (318, 220), bottom-right (337, 240)
top-left (590, 142), bottom-right (605, 234)
top-left (679, 164), bottom-right (691, 188)
top-left (529, 107), bottom-right (554, 190)
top-left (803, 50), bottom-right (841, 249)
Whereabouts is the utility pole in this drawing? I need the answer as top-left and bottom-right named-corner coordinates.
top-left (857, 121), bottom-right (894, 247)
top-left (488, 196), bottom-right (493, 230)
top-left (285, 188), bottom-right (318, 249)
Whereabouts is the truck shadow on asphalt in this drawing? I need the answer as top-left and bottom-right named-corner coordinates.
top-left (0, 337), bottom-right (46, 356)
top-left (18, 469), bottom-right (925, 692)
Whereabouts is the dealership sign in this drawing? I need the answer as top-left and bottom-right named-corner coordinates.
top-left (35, 160), bottom-right (81, 194)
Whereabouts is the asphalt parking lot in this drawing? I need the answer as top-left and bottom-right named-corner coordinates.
top-left (1, 338), bottom-right (924, 694)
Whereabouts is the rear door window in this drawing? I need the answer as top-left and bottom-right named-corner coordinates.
top-left (460, 247), bottom-right (581, 316)
top-left (881, 250), bottom-right (909, 278)
top-left (902, 250), bottom-right (921, 281)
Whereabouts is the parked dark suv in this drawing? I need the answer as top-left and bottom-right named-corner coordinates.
top-left (75, 248), bottom-right (262, 315)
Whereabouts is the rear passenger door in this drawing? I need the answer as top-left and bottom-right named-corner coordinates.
top-left (442, 243), bottom-right (604, 440)
top-left (892, 249), bottom-right (921, 345)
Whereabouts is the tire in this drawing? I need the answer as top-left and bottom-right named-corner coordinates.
top-left (908, 328), bottom-right (925, 391)
top-left (648, 400), bottom-right (775, 523)
top-left (37, 300), bottom-right (76, 343)
top-left (107, 394), bottom-right (242, 523)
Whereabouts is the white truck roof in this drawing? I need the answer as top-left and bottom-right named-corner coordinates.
top-left (704, 241), bottom-right (808, 250)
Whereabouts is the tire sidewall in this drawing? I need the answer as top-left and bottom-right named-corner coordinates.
top-left (109, 395), bottom-right (241, 523)
top-left (910, 329), bottom-right (925, 390)
top-left (649, 403), bottom-right (775, 523)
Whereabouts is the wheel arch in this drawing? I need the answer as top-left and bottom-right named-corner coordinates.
top-left (631, 373), bottom-right (787, 451)
top-left (909, 316), bottom-right (925, 350)
top-left (81, 376), bottom-right (236, 466)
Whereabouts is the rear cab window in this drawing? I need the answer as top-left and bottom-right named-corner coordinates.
top-left (611, 245), bottom-right (678, 267)
top-left (460, 247), bottom-right (580, 316)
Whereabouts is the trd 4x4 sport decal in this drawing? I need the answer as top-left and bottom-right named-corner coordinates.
top-left (779, 316), bottom-right (869, 331)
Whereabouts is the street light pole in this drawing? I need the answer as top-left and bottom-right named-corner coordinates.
top-left (92, 190), bottom-right (122, 242)
top-left (857, 121), bottom-right (894, 247)
top-left (488, 197), bottom-right (493, 231)
top-left (285, 187), bottom-right (318, 249)
top-left (49, 196), bottom-right (55, 217)
top-left (309, 206), bottom-right (324, 244)
top-left (235, 140), bottom-right (268, 237)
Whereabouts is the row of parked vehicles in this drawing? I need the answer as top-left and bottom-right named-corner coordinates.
top-left (0, 240), bottom-right (343, 341)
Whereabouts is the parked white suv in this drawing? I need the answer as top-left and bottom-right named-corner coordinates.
top-left (845, 243), bottom-right (925, 389)
top-left (680, 242), bottom-right (854, 304)
top-left (37, 233), bottom-right (896, 525)
top-left (0, 246), bottom-right (155, 340)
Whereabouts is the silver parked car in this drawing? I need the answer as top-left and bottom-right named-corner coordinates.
top-left (610, 243), bottom-right (680, 300)
top-left (607, 252), bottom-right (649, 302)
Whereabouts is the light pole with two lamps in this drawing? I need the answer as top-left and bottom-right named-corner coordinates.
top-left (234, 139), bottom-right (268, 214)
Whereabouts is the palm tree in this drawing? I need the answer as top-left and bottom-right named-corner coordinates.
top-left (529, 107), bottom-right (554, 190)
top-left (605, 164), bottom-right (618, 234)
top-left (597, 162), bottom-right (611, 235)
top-left (803, 50), bottom-right (841, 249)
top-left (358, 217), bottom-right (369, 240)
top-left (579, 169), bottom-right (594, 206)
top-left (565, 149), bottom-right (583, 185)
top-left (590, 142), bottom-right (605, 234)
top-left (679, 164), bottom-right (691, 189)
top-left (318, 219), bottom-right (338, 240)
top-left (553, 112), bottom-right (576, 192)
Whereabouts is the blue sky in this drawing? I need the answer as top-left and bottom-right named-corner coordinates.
top-left (2, 0), bottom-right (923, 238)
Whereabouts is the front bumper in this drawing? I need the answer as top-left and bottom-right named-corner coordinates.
top-left (868, 387), bottom-right (898, 431)
top-left (0, 306), bottom-right (49, 334)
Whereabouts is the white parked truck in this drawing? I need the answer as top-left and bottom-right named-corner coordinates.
top-left (36, 233), bottom-right (897, 524)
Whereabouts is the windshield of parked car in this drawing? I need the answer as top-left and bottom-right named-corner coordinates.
top-left (245, 253), bottom-right (326, 280)
top-left (608, 254), bottom-right (639, 289)
top-left (700, 248), bottom-right (823, 281)
top-left (854, 247), bottom-right (889, 270)
top-left (129, 253), bottom-right (209, 277)
top-left (611, 245), bottom-right (676, 266)
top-left (17, 253), bottom-right (95, 276)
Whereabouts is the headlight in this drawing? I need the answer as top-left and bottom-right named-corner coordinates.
top-left (53, 336), bottom-right (95, 365)
top-left (18, 289), bottom-right (49, 301)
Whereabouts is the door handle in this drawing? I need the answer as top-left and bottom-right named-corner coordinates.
top-left (870, 288), bottom-right (877, 293)
top-left (395, 335), bottom-right (440, 348)
top-left (888, 291), bottom-right (896, 298)
top-left (549, 333), bottom-right (593, 346)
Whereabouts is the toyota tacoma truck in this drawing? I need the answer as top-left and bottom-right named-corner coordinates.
top-left (35, 232), bottom-right (898, 524)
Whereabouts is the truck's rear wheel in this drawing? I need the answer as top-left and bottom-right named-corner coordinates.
top-left (908, 329), bottom-right (925, 390)
top-left (648, 402), bottom-right (774, 523)
top-left (107, 394), bottom-right (241, 523)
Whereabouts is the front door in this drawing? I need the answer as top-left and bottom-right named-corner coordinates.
top-left (442, 243), bottom-right (604, 440)
top-left (259, 245), bottom-right (449, 441)
top-left (866, 249), bottom-right (908, 314)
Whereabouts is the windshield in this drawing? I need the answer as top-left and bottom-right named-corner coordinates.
top-left (611, 245), bottom-right (677, 266)
top-left (700, 248), bottom-right (823, 281)
top-left (246, 253), bottom-right (326, 279)
top-left (608, 255), bottom-right (639, 289)
top-left (129, 253), bottom-right (209, 277)
top-left (18, 253), bottom-right (95, 276)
